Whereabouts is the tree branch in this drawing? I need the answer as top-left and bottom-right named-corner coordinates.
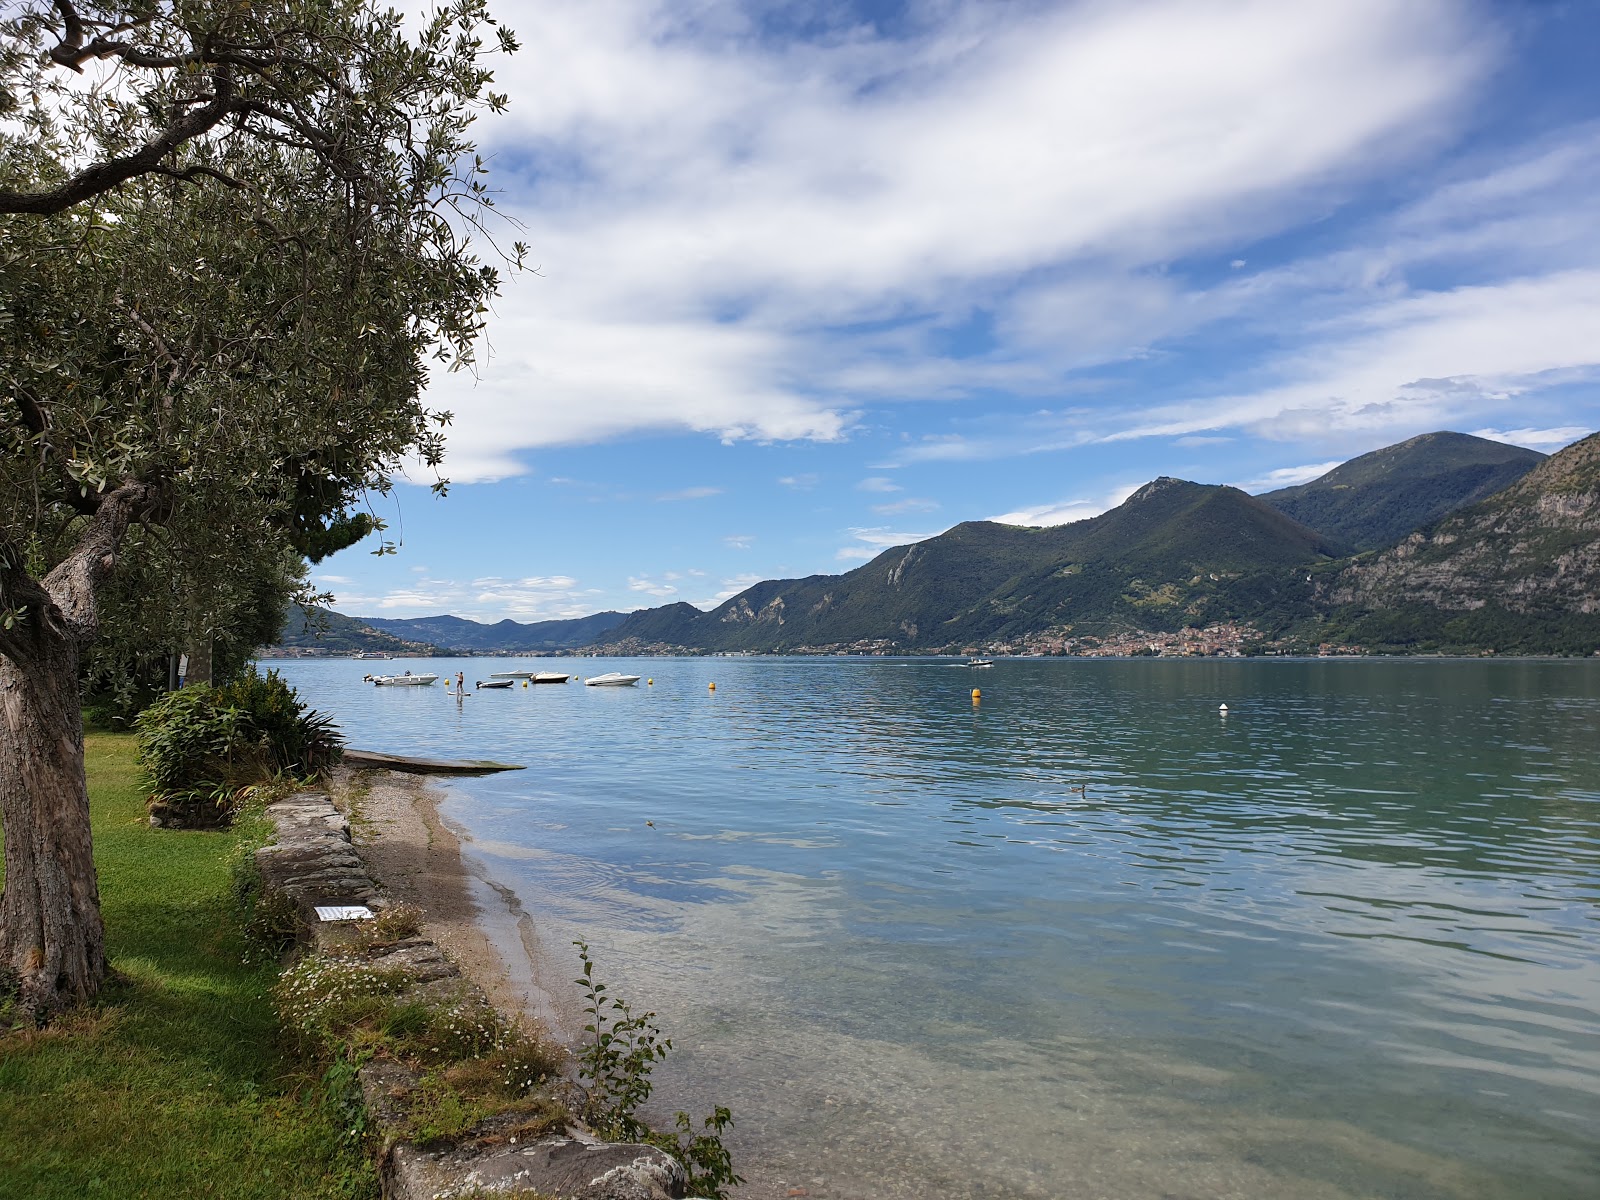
top-left (0, 72), bottom-right (237, 215)
top-left (37, 479), bottom-right (163, 644)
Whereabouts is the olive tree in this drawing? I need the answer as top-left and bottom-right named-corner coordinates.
top-left (0, 0), bottom-right (519, 1016)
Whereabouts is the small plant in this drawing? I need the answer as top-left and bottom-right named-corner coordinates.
top-left (321, 1049), bottom-right (372, 1149)
top-left (570, 942), bottom-right (742, 1199)
top-left (649, 1107), bottom-right (743, 1200)
top-left (572, 940), bottom-right (670, 1142)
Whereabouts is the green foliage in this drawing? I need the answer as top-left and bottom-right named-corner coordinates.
top-left (647, 1107), bottom-right (744, 1200)
top-left (134, 667), bottom-right (343, 824)
top-left (572, 941), bottom-right (743, 1200)
top-left (133, 684), bottom-right (246, 819)
top-left (572, 940), bottom-right (670, 1143)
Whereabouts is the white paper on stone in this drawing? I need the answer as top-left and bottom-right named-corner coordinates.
top-left (315, 905), bottom-right (375, 921)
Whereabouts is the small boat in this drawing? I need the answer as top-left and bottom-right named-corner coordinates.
top-left (369, 672), bottom-right (439, 687)
top-left (489, 670), bottom-right (537, 680)
top-left (584, 671), bottom-right (641, 687)
top-left (533, 672), bottom-right (570, 684)
top-left (967, 658), bottom-right (994, 668)
top-left (475, 679), bottom-right (515, 690)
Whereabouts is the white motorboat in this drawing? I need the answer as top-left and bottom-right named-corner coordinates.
top-left (967, 658), bottom-right (994, 668)
top-left (368, 672), bottom-right (439, 686)
top-left (533, 672), bottom-right (571, 684)
top-left (584, 671), bottom-right (640, 686)
top-left (489, 670), bottom-right (537, 679)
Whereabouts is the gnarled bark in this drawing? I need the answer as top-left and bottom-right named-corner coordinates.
top-left (0, 640), bottom-right (102, 1016)
top-left (0, 480), bottom-right (154, 1016)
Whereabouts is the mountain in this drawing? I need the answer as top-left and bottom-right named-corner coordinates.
top-left (355, 610), bottom-right (629, 652)
top-left (275, 606), bottom-right (443, 655)
top-left (598, 478), bottom-right (1340, 653)
top-left (1318, 431), bottom-right (1600, 654)
top-left (1259, 431), bottom-right (1544, 551)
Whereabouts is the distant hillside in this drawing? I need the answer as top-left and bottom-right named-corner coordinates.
top-left (275, 606), bottom-right (442, 655)
top-left (1259, 431), bottom-right (1544, 551)
top-left (356, 610), bottom-right (629, 652)
top-left (598, 478), bottom-right (1340, 652)
top-left (1318, 431), bottom-right (1600, 654)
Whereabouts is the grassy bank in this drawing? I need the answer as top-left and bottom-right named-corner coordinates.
top-left (0, 732), bottom-right (376, 1199)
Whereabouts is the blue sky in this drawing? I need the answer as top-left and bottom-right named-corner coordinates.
top-left (315, 0), bottom-right (1600, 623)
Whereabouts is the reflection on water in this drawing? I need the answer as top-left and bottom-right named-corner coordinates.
top-left (278, 657), bottom-right (1600, 1198)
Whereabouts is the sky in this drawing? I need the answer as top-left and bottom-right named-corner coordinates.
top-left (314, 0), bottom-right (1600, 624)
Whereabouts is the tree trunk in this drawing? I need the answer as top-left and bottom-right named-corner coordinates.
top-left (183, 635), bottom-right (212, 687)
top-left (0, 640), bottom-right (104, 1017)
top-left (0, 480), bottom-right (155, 1016)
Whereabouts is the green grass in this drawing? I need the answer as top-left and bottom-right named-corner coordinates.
top-left (0, 732), bottom-right (377, 1200)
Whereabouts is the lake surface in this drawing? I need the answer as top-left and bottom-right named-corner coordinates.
top-left (276, 656), bottom-right (1600, 1199)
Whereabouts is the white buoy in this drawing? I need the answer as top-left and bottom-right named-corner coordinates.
top-left (1219, 703), bottom-right (1229, 713)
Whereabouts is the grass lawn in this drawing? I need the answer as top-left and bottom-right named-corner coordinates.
top-left (0, 732), bottom-right (377, 1199)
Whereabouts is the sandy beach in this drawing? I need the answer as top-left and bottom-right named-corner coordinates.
top-left (329, 766), bottom-right (576, 1040)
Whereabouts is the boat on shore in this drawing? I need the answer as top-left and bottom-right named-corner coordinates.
top-left (584, 671), bottom-right (641, 687)
top-left (367, 672), bottom-right (439, 686)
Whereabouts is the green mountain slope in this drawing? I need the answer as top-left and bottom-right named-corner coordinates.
top-left (274, 606), bottom-right (442, 654)
top-left (1318, 431), bottom-right (1600, 654)
top-left (355, 610), bottom-right (629, 652)
top-left (1259, 431), bottom-right (1544, 551)
top-left (599, 478), bottom-right (1340, 652)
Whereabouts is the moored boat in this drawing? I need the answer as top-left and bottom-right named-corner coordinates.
top-left (475, 679), bottom-right (515, 689)
top-left (533, 672), bottom-right (571, 684)
top-left (584, 671), bottom-right (640, 686)
top-left (489, 670), bottom-right (537, 679)
top-left (368, 672), bottom-right (439, 686)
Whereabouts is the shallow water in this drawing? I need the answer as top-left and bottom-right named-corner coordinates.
top-left (277, 656), bottom-right (1600, 1198)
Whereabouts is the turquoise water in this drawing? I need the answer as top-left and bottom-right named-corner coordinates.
top-left (277, 657), bottom-right (1600, 1199)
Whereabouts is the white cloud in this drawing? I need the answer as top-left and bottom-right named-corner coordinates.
top-left (872, 497), bottom-right (941, 515)
top-left (654, 485), bottom-right (724, 501)
top-left (1103, 269), bottom-right (1600, 445)
top-left (628, 575), bottom-right (679, 597)
top-left (723, 534), bottom-right (754, 550)
top-left (1471, 425), bottom-right (1591, 452)
top-left (777, 473), bottom-right (818, 489)
top-left (334, 573), bottom-right (602, 621)
top-left (989, 484), bottom-right (1140, 527)
top-left (691, 573), bottom-right (763, 609)
top-left (1236, 461), bottom-right (1344, 492)
top-left (314, 574), bottom-right (353, 585)
top-left (835, 525), bottom-right (943, 560)
top-left (423, 0), bottom-right (1494, 478)
top-left (856, 476), bottom-right (903, 493)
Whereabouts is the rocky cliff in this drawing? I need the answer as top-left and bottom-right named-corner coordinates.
top-left (1327, 431), bottom-right (1600, 617)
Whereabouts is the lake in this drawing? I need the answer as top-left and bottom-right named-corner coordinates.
top-left (274, 656), bottom-right (1600, 1199)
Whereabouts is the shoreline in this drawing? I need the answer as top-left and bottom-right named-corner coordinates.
top-left (330, 765), bottom-right (797, 1200)
top-left (330, 766), bottom-right (576, 1041)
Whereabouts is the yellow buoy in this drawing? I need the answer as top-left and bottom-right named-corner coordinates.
top-left (709, 682), bottom-right (716, 691)
top-left (972, 687), bottom-right (981, 701)
top-left (647, 678), bottom-right (653, 685)
top-left (523, 681), bottom-right (528, 688)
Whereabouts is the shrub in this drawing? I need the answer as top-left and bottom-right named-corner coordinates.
top-left (134, 667), bottom-right (343, 825)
